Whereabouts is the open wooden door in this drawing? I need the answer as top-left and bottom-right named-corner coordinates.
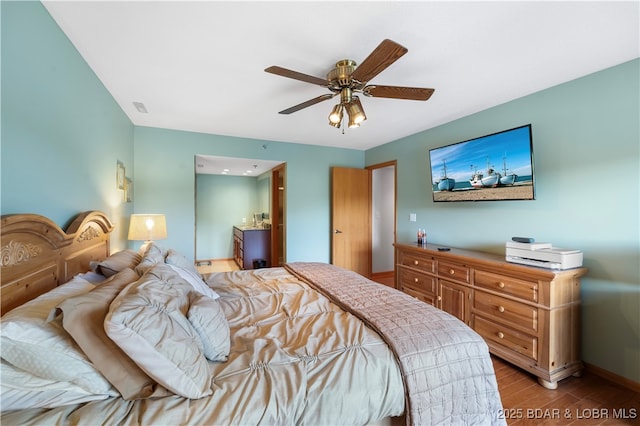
top-left (331, 167), bottom-right (371, 277)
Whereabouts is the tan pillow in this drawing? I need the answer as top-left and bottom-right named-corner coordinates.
top-left (135, 243), bottom-right (167, 276)
top-left (105, 264), bottom-right (213, 399)
top-left (165, 248), bottom-right (198, 274)
top-left (140, 241), bottom-right (167, 259)
top-left (187, 295), bottom-right (230, 362)
top-left (57, 269), bottom-right (169, 400)
top-left (92, 250), bottom-right (142, 278)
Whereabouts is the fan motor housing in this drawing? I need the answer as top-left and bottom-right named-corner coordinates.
top-left (327, 59), bottom-right (357, 88)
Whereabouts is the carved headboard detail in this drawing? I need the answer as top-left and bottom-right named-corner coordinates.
top-left (1, 211), bottom-right (113, 315)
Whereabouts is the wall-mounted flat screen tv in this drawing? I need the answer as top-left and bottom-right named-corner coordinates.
top-left (429, 124), bottom-right (535, 202)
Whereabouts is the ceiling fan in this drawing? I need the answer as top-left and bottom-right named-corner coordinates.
top-left (265, 39), bottom-right (434, 129)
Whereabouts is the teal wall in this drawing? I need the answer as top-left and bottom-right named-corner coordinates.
top-left (196, 172), bottom-right (271, 261)
top-left (132, 126), bottom-right (363, 262)
top-left (366, 59), bottom-right (640, 383)
top-left (1, 1), bottom-right (134, 249)
top-left (257, 173), bottom-right (271, 218)
top-left (196, 174), bottom-right (260, 260)
top-left (2, 1), bottom-right (638, 384)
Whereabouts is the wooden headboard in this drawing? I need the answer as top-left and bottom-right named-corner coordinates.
top-left (1, 211), bottom-right (113, 315)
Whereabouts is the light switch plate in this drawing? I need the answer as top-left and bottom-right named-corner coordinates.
top-left (409, 213), bottom-right (416, 222)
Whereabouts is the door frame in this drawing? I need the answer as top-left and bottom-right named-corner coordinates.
top-left (270, 163), bottom-right (286, 266)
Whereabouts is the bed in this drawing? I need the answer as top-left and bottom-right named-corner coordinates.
top-left (1, 210), bottom-right (505, 425)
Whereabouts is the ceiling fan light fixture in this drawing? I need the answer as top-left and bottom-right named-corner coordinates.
top-left (346, 96), bottom-right (367, 124)
top-left (328, 104), bottom-right (343, 124)
top-left (328, 119), bottom-right (341, 128)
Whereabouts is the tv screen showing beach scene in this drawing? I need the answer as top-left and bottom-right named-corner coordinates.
top-left (429, 124), bottom-right (535, 202)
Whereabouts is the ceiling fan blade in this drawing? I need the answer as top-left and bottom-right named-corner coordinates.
top-left (350, 39), bottom-right (408, 85)
top-left (265, 66), bottom-right (330, 87)
top-left (364, 85), bottom-right (435, 101)
top-left (278, 93), bottom-right (335, 114)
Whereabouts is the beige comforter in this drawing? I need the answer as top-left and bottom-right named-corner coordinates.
top-left (2, 267), bottom-right (405, 425)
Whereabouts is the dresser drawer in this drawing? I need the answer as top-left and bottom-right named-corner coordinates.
top-left (474, 270), bottom-right (539, 303)
top-left (438, 261), bottom-right (470, 283)
top-left (473, 290), bottom-right (538, 334)
top-left (399, 268), bottom-right (436, 294)
top-left (402, 285), bottom-right (436, 307)
top-left (473, 315), bottom-right (538, 361)
top-left (398, 251), bottom-right (435, 273)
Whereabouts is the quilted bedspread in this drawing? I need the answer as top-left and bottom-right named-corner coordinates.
top-left (285, 262), bottom-right (506, 426)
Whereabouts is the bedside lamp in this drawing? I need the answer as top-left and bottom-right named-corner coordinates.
top-left (128, 214), bottom-right (167, 252)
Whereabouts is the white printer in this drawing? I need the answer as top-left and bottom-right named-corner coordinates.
top-left (505, 241), bottom-right (583, 270)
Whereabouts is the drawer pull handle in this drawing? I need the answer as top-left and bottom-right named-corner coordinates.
top-left (497, 332), bottom-right (505, 339)
top-left (437, 296), bottom-right (442, 301)
top-left (498, 306), bottom-right (505, 313)
top-left (449, 269), bottom-right (455, 275)
top-left (414, 277), bottom-right (419, 283)
top-left (498, 281), bottom-right (505, 288)
top-left (414, 260), bottom-right (419, 265)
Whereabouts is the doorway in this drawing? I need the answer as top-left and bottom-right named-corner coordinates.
top-left (369, 162), bottom-right (396, 274)
top-left (369, 161), bottom-right (396, 283)
top-left (194, 155), bottom-right (285, 267)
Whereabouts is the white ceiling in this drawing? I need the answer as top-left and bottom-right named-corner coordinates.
top-left (43, 1), bottom-right (638, 152)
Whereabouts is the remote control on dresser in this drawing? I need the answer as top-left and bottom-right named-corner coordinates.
top-left (512, 237), bottom-right (535, 243)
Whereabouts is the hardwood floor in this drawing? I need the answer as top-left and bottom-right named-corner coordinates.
top-left (371, 271), bottom-right (395, 287)
top-left (492, 356), bottom-right (639, 425)
top-left (196, 258), bottom-right (239, 274)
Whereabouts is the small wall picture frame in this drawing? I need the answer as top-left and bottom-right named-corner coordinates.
top-left (116, 161), bottom-right (126, 190)
top-left (124, 177), bottom-right (133, 203)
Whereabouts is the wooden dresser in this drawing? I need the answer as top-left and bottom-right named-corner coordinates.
top-left (395, 242), bottom-right (587, 389)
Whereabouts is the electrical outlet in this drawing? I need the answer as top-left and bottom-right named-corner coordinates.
top-left (409, 213), bottom-right (416, 222)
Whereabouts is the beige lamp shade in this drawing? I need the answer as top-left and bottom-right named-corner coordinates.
top-left (128, 214), bottom-right (167, 241)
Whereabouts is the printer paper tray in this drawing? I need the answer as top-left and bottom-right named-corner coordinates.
top-left (506, 255), bottom-right (563, 269)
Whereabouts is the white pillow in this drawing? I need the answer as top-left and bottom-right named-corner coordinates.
top-left (0, 360), bottom-right (110, 410)
top-left (105, 264), bottom-right (213, 399)
top-left (0, 277), bottom-right (117, 395)
top-left (187, 295), bottom-right (230, 362)
top-left (167, 264), bottom-right (220, 300)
